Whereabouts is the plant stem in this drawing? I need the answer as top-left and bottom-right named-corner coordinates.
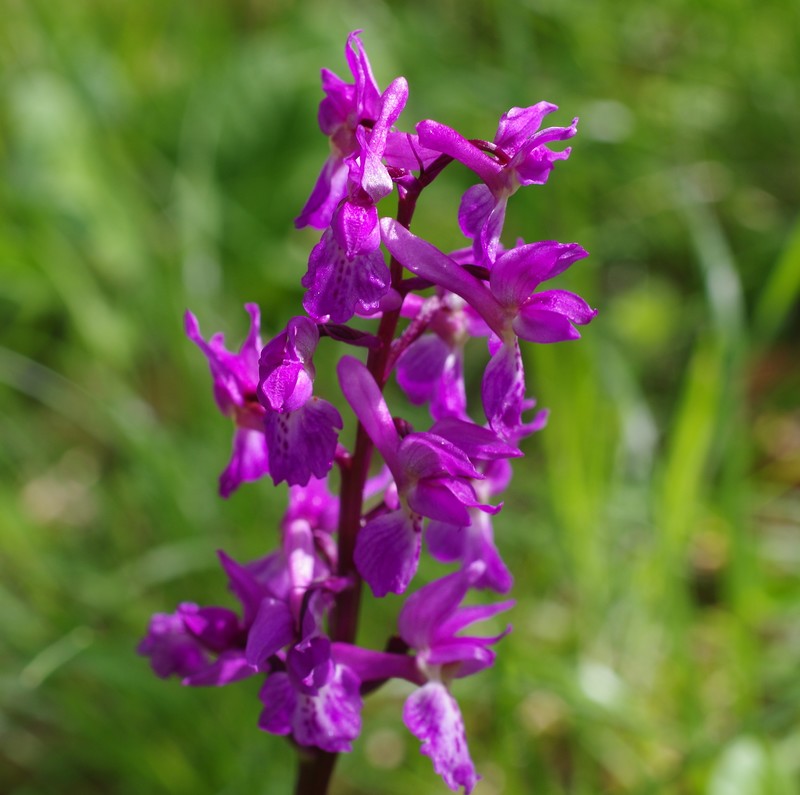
top-left (294, 749), bottom-right (338, 795)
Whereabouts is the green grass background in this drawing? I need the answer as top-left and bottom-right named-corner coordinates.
top-left (2, 0), bottom-right (799, 792)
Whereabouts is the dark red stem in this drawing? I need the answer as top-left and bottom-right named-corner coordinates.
top-left (294, 749), bottom-right (338, 795)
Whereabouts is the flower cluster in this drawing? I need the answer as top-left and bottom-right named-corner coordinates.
top-left (140, 31), bottom-right (595, 794)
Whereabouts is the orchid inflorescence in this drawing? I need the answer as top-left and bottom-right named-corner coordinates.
top-left (139, 31), bottom-right (596, 794)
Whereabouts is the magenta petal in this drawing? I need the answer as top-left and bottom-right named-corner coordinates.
top-left (432, 349), bottom-right (468, 421)
top-left (283, 519), bottom-right (316, 615)
top-left (179, 604), bottom-right (241, 652)
top-left (245, 598), bottom-right (295, 666)
top-left (417, 119), bottom-right (502, 188)
top-left (287, 636), bottom-right (333, 695)
top-left (438, 600), bottom-right (515, 640)
top-left (284, 477), bottom-right (339, 533)
top-left (477, 197), bottom-right (509, 262)
top-left (258, 317), bottom-right (319, 413)
top-left (331, 643), bottom-right (421, 684)
top-left (184, 306), bottom-right (261, 412)
top-left (458, 184), bottom-right (509, 262)
top-left (138, 610), bottom-right (209, 679)
top-left (426, 520), bottom-right (464, 563)
top-left (318, 69), bottom-right (352, 133)
top-left (426, 515), bottom-right (513, 594)
top-left (430, 418), bottom-right (522, 461)
top-left (396, 334), bottom-right (450, 405)
top-left (240, 303), bottom-right (263, 370)
top-left (489, 241), bottom-right (589, 307)
top-left (457, 184), bottom-right (495, 242)
top-left (248, 552), bottom-right (293, 601)
top-left (481, 341), bottom-right (526, 438)
top-left (303, 219), bottom-right (390, 324)
top-left (384, 130), bottom-right (441, 170)
top-left (380, 219), bottom-right (504, 334)
top-left (301, 33), bottom-right (384, 235)
top-left (337, 356), bottom-right (401, 473)
top-left (219, 427), bottom-right (270, 498)
top-left (398, 565), bottom-right (480, 650)
top-left (396, 336), bottom-right (467, 421)
top-left (292, 664), bottom-right (362, 753)
top-left (218, 552), bottom-right (263, 627)
top-left (279, 314), bottom-right (319, 362)
top-left (295, 156), bottom-right (349, 230)
top-left (258, 672), bottom-right (296, 736)
top-left (358, 76), bottom-right (409, 202)
top-left (519, 116), bottom-right (579, 150)
top-left (408, 479), bottom-right (474, 526)
top-left (398, 433), bottom-right (480, 480)
top-left (182, 651), bottom-right (258, 686)
top-left (345, 30), bottom-right (381, 118)
top-left (525, 289), bottom-right (598, 324)
top-left (469, 521), bottom-right (514, 594)
top-left (403, 682), bottom-right (479, 794)
top-left (265, 398), bottom-right (342, 486)
top-left (483, 456), bottom-right (513, 495)
top-left (259, 360), bottom-right (303, 413)
top-left (494, 102), bottom-right (559, 152)
top-left (332, 201), bottom-right (381, 260)
top-left (515, 144), bottom-right (572, 185)
top-left (218, 549), bottom-right (288, 627)
top-left (354, 509), bottom-right (421, 597)
top-left (512, 306), bottom-right (583, 343)
top-left (425, 641), bottom-right (496, 674)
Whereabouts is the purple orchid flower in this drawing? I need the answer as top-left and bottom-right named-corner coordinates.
top-left (302, 199), bottom-right (391, 324)
top-left (245, 551), bottom-right (363, 752)
top-left (338, 356), bottom-right (506, 596)
top-left (295, 31), bottom-right (383, 230)
top-left (258, 660), bottom-right (362, 752)
top-left (138, 600), bottom-right (270, 688)
top-left (380, 219), bottom-right (596, 437)
top-left (296, 29), bottom-right (441, 231)
top-left (301, 76), bottom-right (408, 323)
top-left (138, 547), bottom-right (294, 687)
top-left (140, 526), bottom-right (363, 751)
top-left (246, 589), bottom-right (333, 689)
top-left (244, 502), bottom-right (337, 676)
top-left (137, 608), bottom-right (211, 680)
top-left (257, 316), bottom-right (343, 486)
top-left (399, 562), bottom-right (514, 793)
top-left (185, 304), bottom-right (270, 497)
top-left (327, 562), bottom-right (514, 790)
top-left (418, 103), bottom-right (578, 259)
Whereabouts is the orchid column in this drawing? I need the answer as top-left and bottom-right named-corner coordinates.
top-left (138, 31), bottom-right (596, 795)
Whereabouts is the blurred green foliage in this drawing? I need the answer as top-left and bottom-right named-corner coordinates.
top-left (2, 0), bottom-right (799, 793)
